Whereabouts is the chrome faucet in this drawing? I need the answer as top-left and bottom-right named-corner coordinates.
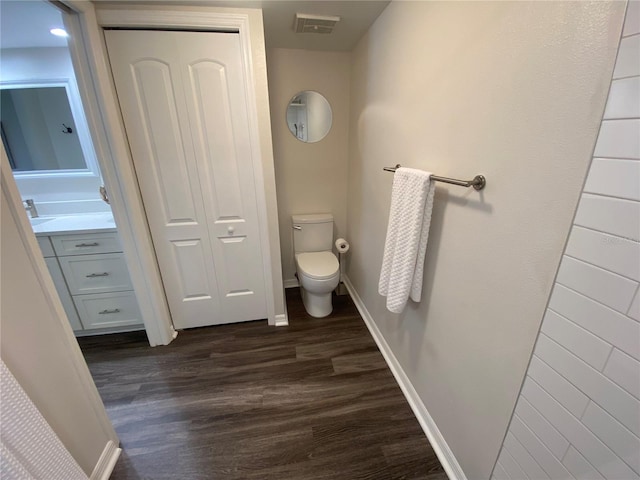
top-left (24, 199), bottom-right (39, 218)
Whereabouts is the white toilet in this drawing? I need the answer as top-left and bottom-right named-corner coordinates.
top-left (292, 213), bottom-right (340, 318)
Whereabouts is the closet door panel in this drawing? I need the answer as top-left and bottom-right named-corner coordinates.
top-left (181, 33), bottom-right (267, 322)
top-left (187, 61), bottom-right (243, 219)
top-left (105, 30), bottom-right (266, 328)
top-left (130, 60), bottom-right (198, 225)
top-left (105, 30), bottom-right (223, 329)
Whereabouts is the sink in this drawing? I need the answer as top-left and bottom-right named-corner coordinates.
top-left (30, 218), bottom-right (54, 226)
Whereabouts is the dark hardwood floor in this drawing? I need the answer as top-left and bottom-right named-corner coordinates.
top-left (79, 289), bottom-right (446, 480)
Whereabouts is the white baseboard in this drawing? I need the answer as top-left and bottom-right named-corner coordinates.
top-left (284, 278), bottom-right (299, 289)
top-left (343, 275), bottom-right (467, 480)
top-left (90, 440), bottom-right (121, 480)
top-left (274, 313), bottom-right (289, 327)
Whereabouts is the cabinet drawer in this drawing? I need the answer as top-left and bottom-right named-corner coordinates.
top-left (73, 291), bottom-right (142, 330)
top-left (37, 237), bottom-right (56, 258)
top-left (59, 253), bottom-right (133, 295)
top-left (45, 257), bottom-right (83, 330)
top-left (51, 232), bottom-right (122, 256)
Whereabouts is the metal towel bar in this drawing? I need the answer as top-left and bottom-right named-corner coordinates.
top-left (383, 164), bottom-right (486, 191)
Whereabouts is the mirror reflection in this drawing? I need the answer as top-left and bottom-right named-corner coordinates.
top-left (286, 91), bottom-right (332, 143)
top-left (1, 86), bottom-right (86, 172)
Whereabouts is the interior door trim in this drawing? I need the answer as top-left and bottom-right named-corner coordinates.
top-left (58, 1), bottom-right (176, 346)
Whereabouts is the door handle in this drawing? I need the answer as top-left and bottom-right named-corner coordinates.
top-left (98, 309), bottom-right (120, 315)
top-left (99, 185), bottom-right (110, 204)
top-left (293, 225), bottom-right (302, 230)
top-left (75, 242), bottom-right (99, 247)
top-left (86, 272), bottom-right (109, 278)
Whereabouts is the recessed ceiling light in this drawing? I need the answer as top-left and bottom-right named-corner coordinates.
top-left (50, 28), bottom-right (69, 38)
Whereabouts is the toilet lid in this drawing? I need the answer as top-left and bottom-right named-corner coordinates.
top-left (296, 252), bottom-right (339, 280)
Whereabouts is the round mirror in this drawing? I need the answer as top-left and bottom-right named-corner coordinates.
top-left (286, 91), bottom-right (332, 143)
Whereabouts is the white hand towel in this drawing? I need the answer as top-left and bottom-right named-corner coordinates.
top-left (378, 167), bottom-right (436, 313)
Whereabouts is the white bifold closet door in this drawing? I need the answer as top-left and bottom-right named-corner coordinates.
top-left (105, 30), bottom-right (267, 329)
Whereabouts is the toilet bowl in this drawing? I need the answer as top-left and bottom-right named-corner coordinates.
top-left (291, 213), bottom-right (340, 318)
top-left (295, 251), bottom-right (340, 318)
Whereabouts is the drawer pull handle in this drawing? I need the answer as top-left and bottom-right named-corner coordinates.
top-left (86, 272), bottom-right (109, 278)
top-left (98, 309), bottom-right (120, 315)
top-left (75, 242), bottom-right (99, 247)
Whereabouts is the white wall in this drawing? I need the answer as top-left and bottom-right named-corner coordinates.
top-left (267, 48), bottom-right (350, 284)
top-left (494, 4), bottom-right (640, 479)
top-left (0, 47), bottom-right (108, 215)
top-left (345, 2), bottom-right (626, 478)
top-left (1, 156), bottom-right (117, 475)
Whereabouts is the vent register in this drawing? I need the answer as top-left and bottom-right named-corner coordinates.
top-left (294, 13), bottom-right (341, 34)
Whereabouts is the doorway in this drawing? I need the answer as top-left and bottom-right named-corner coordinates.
top-left (0, 0), bottom-right (148, 339)
top-left (1, 2), bottom-right (285, 476)
top-left (105, 29), bottom-right (268, 329)
top-left (2, 0), bottom-right (289, 342)
top-left (88, 4), bottom-right (286, 330)
top-left (1, 0), bottom-right (179, 346)
top-left (1, 0), bottom-right (286, 342)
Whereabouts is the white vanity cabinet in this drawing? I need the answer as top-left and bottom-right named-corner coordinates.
top-left (37, 231), bottom-right (143, 334)
top-left (40, 238), bottom-right (84, 331)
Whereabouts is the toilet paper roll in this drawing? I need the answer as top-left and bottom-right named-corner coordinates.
top-left (335, 238), bottom-right (350, 253)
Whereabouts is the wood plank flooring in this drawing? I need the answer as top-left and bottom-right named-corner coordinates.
top-left (79, 289), bottom-right (446, 480)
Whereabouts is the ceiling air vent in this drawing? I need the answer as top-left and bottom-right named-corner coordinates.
top-left (294, 13), bottom-right (340, 34)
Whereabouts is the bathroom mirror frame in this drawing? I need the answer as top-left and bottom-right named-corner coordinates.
top-left (286, 90), bottom-right (333, 143)
top-left (0, 79), bottom-right (101, 179)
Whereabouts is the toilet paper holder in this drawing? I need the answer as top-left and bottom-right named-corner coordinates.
top-left (335, 238), bottom-right (349, 296)
top-left (335, 238), bottom-right (350, 253)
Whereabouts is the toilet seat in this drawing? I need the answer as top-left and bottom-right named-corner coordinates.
top-left (295, 251), bottom-right (339, 280)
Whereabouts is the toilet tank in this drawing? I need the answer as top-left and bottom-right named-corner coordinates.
top-left (292, 213), bottom-right (334, 253)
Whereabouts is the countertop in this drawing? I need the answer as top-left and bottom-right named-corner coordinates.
top-left (31, 212), bottom-right (117, 236)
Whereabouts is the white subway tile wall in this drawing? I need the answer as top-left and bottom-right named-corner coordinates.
top-left (494, 462), bottom-right (510, 480)
top-left (564, 227), bottom-right (639, 281)
top-left (493, 7), bottom-right (640, 479)
top-left (584, 158), bottom-right (640, 201)
top-left (623, 1), bottom-right (640, 36)
top-left (555, 255), bottom-right (638, 313)
top-left (562, 447), bottom-right (604, 480)
top-left (629, 291), bottom-right (640, 322)
top-left (515, 397), bottom-right (570, 459)
top-left (573, 194), bottom-right (640, 241)
top-left (612, 34), bottom-right (640, 79)
top-left (604, 77), bottom-right (640, 119)
top-left (593, 119), bottom-right (640, 159)
top-left (508, 414), bottom-right (574, 479)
